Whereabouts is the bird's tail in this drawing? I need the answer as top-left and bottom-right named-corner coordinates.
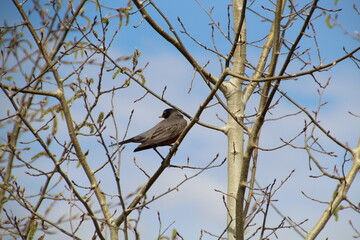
top-left (109, 139), bottom-right (131, 147)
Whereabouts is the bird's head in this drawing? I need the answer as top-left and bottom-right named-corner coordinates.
top-left (159, 108), bottom-right (182, 119)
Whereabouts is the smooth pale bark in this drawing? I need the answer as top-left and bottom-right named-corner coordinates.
top-left (225, 1), bottom-right (247, 239)
top-left (305, 139), bottom-right (360, 240)
top-left (226, 0), bottom-right (286, 239)
top-left (226, 91), bottom-right (245, 240)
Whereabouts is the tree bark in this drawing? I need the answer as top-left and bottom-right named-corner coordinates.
top-left (226, 1), bottom-right (247, 239)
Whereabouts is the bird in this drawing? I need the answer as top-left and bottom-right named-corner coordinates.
top-left (110, 108), bottom-right (187, 152)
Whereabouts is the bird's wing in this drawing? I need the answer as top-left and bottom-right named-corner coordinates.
top-left (140, 118), bottom-right (187, 146)
top-left (110, 115), bottom-right (186, 149)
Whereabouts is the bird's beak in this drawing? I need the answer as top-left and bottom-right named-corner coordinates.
top-left (159, 115), bottom-right (164, 118)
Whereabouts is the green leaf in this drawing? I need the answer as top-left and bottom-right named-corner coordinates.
top-left (41, 104), bottom-right (61, 118)
top-left (117, 6), bottom-right (132, 29)
top-left (171, 229), bottom-right (178, 240)
top-left (132, 49), bottom-right (141, 69)
top-left (52, 115), bottom-right (58, 135)
top-left (125, 78), bottom-right (131, 86)
top-left (112, 69), bottom-right (121, 79)
top-left (325, 14), bottom-right (333, 29)
top-left (97, 112), bottom-right (104, 124)
top-left (27, 219), bottom-right (38, 240)
top-left (31, 152), bottom-right (48, 160)
top-left (158, 236), bottom-right (169, 240)
top-left (84, 122), bottom-right (95, 134)
top-left (79, 8), bottom-right (91, 30)
top-left (333, 208), bottom-right (339, 221)
top-left (38, 234), bottom-right (45, 240)
top-left (92, 29), bottom-right (98, 39)
top-left (140, 74), bottom-right (146, 85)
top-left (120, 67), bottom-right (130, 73)
top-left (46, 135), bottom-right (52, 146)
top-left (66, 90), bottom-right (83, 105)
top-left (102, 17), bottom-right (109, 24)
top-left (333, 205), bottom-right (344, 221)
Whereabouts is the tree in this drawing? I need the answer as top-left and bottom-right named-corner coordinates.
top-left (1, 0), bottom-right (359, 239)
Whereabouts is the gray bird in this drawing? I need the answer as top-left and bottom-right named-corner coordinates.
top-left (110, 108), bottom-right (187, 152)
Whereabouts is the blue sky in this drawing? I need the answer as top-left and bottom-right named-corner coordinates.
top-left (1, 0), bottom-right (359, 239)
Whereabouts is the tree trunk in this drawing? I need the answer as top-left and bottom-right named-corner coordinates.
top-left (226, 1), bottom-right (247, 239)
